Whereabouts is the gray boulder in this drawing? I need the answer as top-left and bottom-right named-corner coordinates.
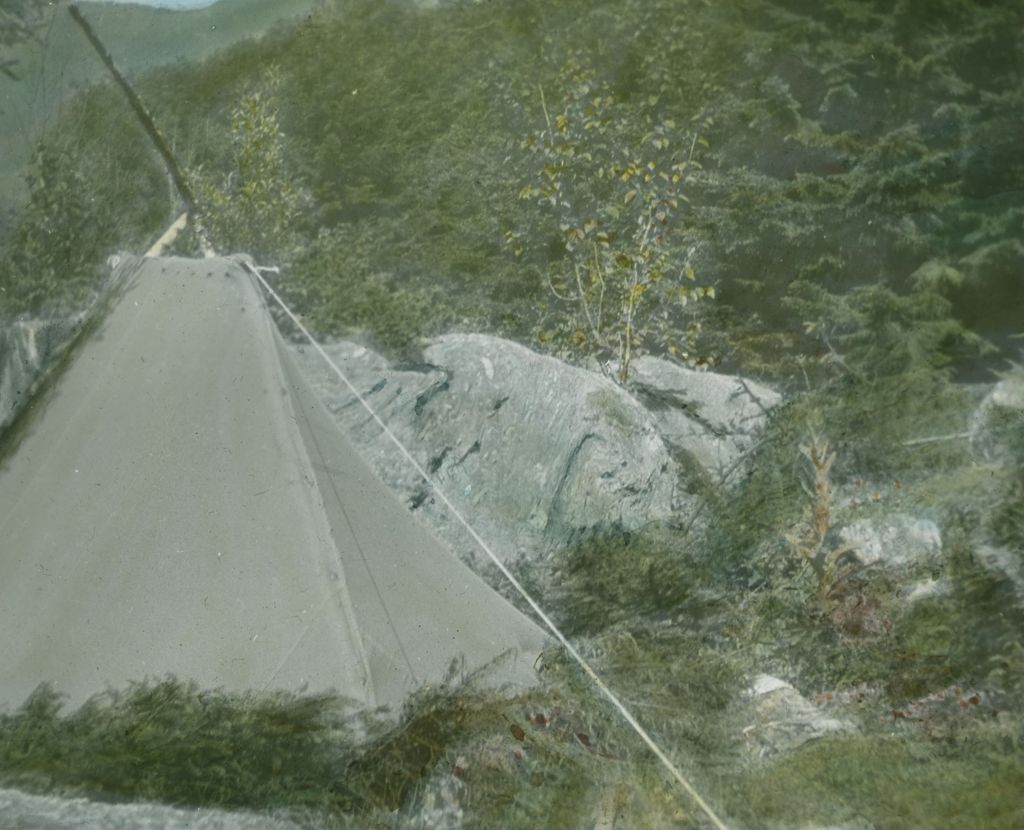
top-left (624, 355), bottom-right (781, 484)
top-left (0, 254), bottom-right (133, 434)
top-left (291, 334), bottom-right (689, 564)
top-left (0, 316), bottom-right (86, 432)
top-left (741, 675), bottom-right (857, 760)
top-left (969, 365), bottom-right (1024, 464)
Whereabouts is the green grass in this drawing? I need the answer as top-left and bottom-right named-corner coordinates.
top-left (2, 618), bottom-right (1021, 829)
top-left (0, 680), bottom-right (365, 815)
top-left (716, 732), bottom-right (1024, 830)
top-left (0, 634), bottom-right (745, 829)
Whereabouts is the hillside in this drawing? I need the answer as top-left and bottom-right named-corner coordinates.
top-left (0, 0), bottom-right (317, 210)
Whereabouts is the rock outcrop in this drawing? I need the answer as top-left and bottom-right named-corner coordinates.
top-left (292, 334), bottom-right (786, 565)
top-left (291, 334), bottom-right (690, 564)
top-left (0, 255), bottom-right (131, 434)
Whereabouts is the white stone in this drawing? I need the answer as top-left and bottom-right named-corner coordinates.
top-left (835, 514), bottom-right (942, 569)
top-left (742, 674), bottom-right (858, 760)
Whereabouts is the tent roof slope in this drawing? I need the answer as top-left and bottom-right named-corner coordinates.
top-left (0, 255), bottom-right (546, 712)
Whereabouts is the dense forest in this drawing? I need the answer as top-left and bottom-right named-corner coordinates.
top-left (1, 0), bottom-right (1022, 827)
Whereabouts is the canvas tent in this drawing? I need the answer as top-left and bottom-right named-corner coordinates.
top-left (0, 254), bottom-right (546, 712)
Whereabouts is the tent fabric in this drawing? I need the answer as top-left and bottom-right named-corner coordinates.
top-left (0, 255), bottom-right (546, 712)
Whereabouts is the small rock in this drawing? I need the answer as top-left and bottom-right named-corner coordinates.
top-left (904, 578), bottom-right (949, 603)
top-left (403, 758), bottom-right (467, 830)
top-left (969, 365), bottom-right (1024, 464)
top-left (742, 674), bottom-right (858, 760)
top-left (831, 514), bottom-right (942, 570)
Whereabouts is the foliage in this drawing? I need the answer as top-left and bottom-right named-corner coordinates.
top-left (715, 732), bottom-right (1024, 830)
top-left (783, 276), bottom-right (992, 384)
top-left (978, 363), bottom-right (1024, 466)
top-left (944, 518), bottom-right (1024, 705)
top-left (280, 223), bottom-right (459, 357)
top-left (0, 145), bottom-right (109, 314)
top-left (512, 55), bottom-right (715, 380)
top-left (759, 276), bottom-right (984, 478)
top-left (0, 81), bottom-right (168, 316)
top-left (6, 0), bottom-right (1022, 373)
top-left (0, 0), bottom-right (51, 80)
top-left (0, 679), bottom-right (366, 815)
top-left (704, 407), bottom-right (1024, 696)
top-left (989, 472), bottom-right (1024, 555)
top-left (0, 0), bottom-right (47, 45)
top-left (0, 641), bottom-right (743, 830)
top-left (0, 128), bottom-right (164, 315)
top-left (549, 527), bottom-right (726, 639)
top-left (783, 434), bottom-right (862, 603)
top-left (191, 68), bottom-right (305, 262)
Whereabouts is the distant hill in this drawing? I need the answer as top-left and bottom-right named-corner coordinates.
top-left (0, 0), bottom-right (318, 210)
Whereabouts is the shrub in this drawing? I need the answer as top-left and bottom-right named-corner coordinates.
top-left (512, 55), bottom-right (716, 381)
top-left (191, 68), bottom-right (304, 262)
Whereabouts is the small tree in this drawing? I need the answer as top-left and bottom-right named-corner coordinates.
top-left (192, 68), bottom-right (303, 260)
top-left (0, 142), bottom-right (113, 313)
top-left (512, 57), bottom-right (715, 382)
top-left (784, 435), bottom-right (859, 602)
